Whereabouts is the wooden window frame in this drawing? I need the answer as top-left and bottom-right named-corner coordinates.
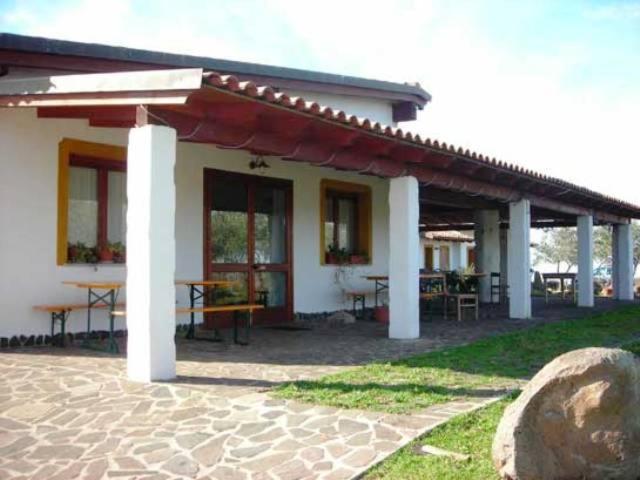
top-left (57, 138), bottom-right (127, 265)
top-left (319, 179), bottom-right (372, 265)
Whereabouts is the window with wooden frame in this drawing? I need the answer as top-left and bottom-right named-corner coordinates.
top-left (57, 138), bottom-right (127, 265)
top-left (320, 179), bottom-right (372, 265)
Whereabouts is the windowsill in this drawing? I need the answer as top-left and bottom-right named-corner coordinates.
top-left (323, 262), bottom-right (372, 267)
top-left (62, 263), bottom-right (126, 268)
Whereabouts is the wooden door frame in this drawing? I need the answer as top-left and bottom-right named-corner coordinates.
top-left (203, 168), bottom-right (294, 323)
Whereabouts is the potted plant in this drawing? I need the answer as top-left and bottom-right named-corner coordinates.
top-left (67, 242), bottom-right (81, 263)
top-left (110, 242), bottom-right (126, 263)
top-left (326, 244), bottom-right (339, 265)
top-left (349, 252), bottom-right (369, 265)
top-left (325, 245), bottom-right (350, 265)
top-left (99, 245), bottom-right (114, 263)
top-left (374, 302), bottom-right (389, 324)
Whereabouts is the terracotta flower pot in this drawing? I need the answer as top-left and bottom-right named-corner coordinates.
top-left (374, 305), bottom-right (389, 324)
top-left (99, 248), bottom-right (114, 263)
top-left (350, 255), bottom-right (367, 265)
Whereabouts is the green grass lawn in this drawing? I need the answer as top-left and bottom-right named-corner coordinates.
top-left (365, 395), bottom-right (514, 480)
top-left (275, 306), bottom-right (640, 413)
top-left (366, 342), bottom-right (640, 479)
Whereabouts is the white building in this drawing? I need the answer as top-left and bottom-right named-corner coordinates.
top-left (0, 33), bottom-right (637, 380)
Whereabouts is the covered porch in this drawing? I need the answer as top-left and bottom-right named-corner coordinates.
top-left (1, 68), bottom-right (638, 383)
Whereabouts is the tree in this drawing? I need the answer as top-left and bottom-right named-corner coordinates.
top-left (533, 228), bottom-right (577, 273)
top-left (593, 223), bottom-right (640, 277)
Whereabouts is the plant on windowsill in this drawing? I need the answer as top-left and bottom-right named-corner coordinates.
top-left (99, 245), bottom-right (114, 263)
top-left (110, 242), bottom-right (126, 264)
top-left (325, 244), bottom-right (350, 265)
top-left (349, 252), bottom-right (370, 265)
top-left (67, 242), bottom-right (99, 264)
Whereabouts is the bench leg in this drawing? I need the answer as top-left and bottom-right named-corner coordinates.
top-left (233, 311), bottom-right (250, 346)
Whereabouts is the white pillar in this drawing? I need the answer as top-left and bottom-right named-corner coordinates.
top-left (499, 228), bottom-right (509, 297)
top-left (508, 200), bottom-right (531, 319)
top-left (474, 210), bottom-right (501, 302)
top-left (126, 125), bottom-right (177, 382)
top-left (577, 215), bottom-right (594, 307)
top-left (389, 176), bottom-right (420, 339)
top-left (613, 223), bottom-right (634, 300)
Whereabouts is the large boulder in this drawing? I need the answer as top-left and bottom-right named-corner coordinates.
top-left (492, 347), bottom-right (640, 480)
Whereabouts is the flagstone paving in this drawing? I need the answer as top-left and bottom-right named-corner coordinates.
top-left (1, 300), bottom-right (624, 479)
top-left (0, 350), bottom-right (501, 480)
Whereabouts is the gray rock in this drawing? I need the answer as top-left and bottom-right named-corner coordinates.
top-left (493, 347), bottom-right (640, 480)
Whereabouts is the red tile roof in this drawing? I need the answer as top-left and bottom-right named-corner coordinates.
top-left (202, 71), bottom-right (640, 217)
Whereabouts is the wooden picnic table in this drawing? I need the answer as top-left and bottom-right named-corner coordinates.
top-left (63, 281), bottom-right (124, 353)
top-left (542, 272), bottom-right (577, 304)
top-left (175, 280), bottom-right (239, 340)
top-left (362, 275), bottom-right (389, 307)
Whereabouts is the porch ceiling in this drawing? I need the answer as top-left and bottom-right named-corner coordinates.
top-left (2, 67), bottom-right (639, 225)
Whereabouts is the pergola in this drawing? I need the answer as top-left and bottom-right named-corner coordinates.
top-left (2, 68), bottom-right (638, 381)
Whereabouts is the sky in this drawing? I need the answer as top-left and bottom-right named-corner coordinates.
top-left (1, 0), bottom-right (639, 206)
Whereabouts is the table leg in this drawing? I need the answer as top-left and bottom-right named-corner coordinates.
top-left (545, 279), bottom-right (549, 303)
top-left (374, 281), bottom-right (379, 308)
top-left (107, 288), bottom-right (119, 354)
top-left (187, 285), bottom-right (196, 339)
top-left (83, 288), bottom-right (92, 346)
top-left (60, 311), bottom-right (67, 348)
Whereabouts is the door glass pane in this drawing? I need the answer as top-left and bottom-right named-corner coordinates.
top-left (209, 272), bottom-right (248, 305)
top-left (254, 186), bottom-right (286, 264)
top-left (107, 171), bottom-right (127, 245)
top-left (338, 198), bottom-right (356, 253)
top-left (211, 178), bottom-right (248, 263)
top-left (255, 271), bottom-right (286, 307)
top-left (68, 166), bottom-right (98, 247)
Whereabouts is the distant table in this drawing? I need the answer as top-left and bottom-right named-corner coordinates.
top-left (175, 280), bottom-right (239, 340)
top-left (63, 281), bottom-right (124, 354)
top-left (362, 276), bottom-right (388, 307)
top-left (542, 273), bottom-right (577, 304)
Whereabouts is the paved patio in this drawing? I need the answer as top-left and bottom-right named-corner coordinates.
top-left (0, 298), bottom-right (635, 479)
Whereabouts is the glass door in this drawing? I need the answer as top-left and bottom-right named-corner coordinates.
top-left (204, 169), bottom-right (292, 326)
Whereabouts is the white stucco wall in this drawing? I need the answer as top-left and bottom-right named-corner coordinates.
top-left (0, 108), bottom-right (390, 337)
top-left (282, 89), bottom-right (396, 127)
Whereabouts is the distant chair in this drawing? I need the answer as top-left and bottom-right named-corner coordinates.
top-left (490, 272), bottom-right (508, 304)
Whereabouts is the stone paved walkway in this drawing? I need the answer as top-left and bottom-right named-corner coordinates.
top-left (0, 351), bottom-right (500, 480)
top-left (1, 298), bottom-right (634, 479)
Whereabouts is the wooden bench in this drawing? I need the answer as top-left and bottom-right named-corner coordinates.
top-left (34, 303), bottom-right (124, 348)
top-left (114, 304), bottom-right (265, 345)
top-left (345, 291), bottom-right (369, 320)
top-left (33, 303), bottom-right (116, 347)
top-left (177, 304), bottom-right (264, 345)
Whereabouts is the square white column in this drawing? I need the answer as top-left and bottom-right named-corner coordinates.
top-left (474, 210), bottom-right (501, 302)
top-left (508, 199), bottom-right (531, 319)
top-left (389, 176), bottom-right (420, 339)
top-left (613, 223), bottom-right (634, 300)
top-left (126, 125), bottom-right (177, 382)
top-left (577, 215), bottom-right (594, 307)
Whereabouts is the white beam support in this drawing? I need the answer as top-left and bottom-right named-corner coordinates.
top-left (508, 200), bottom-right (532, 319)
top-left (126, 125), bottom-right (177, 382)
top-left (474, 210), bottom-right (501, 303)
top-left (389, 176), bottom-right (420, 339)
top-left (577, 215), bottom-right (594, 307)
top-left (613, 224), bottom-right (634, 301)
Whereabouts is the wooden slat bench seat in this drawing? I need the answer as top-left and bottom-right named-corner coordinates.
top-left (345, 291), bottom-right (369, 320)
top-left (34, 303), bottom-right (124, 348)
top-left (177, 304), bottom-right (264, 345)
top-left (113, 304), bottom-right (264, 345)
